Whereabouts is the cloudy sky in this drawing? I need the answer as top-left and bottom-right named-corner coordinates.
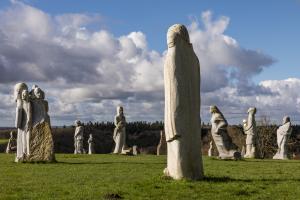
top-left (0, 0), bottom-right (300, 126)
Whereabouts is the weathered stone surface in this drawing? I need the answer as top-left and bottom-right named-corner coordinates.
top-left (210, 105), bottom-right (241, 160)
top-left (88, 134), bottom-right (95, 154)
top-left (273, 116), bottom-right (292, 160)
top-left (243, 107), bottom-right (257, 158)
top-left (164, 24), bottom-right (204, 180)
top-left (157, 130), bottom-right (167, 155)
top-left (74, 120), bottom-right (84, 154)
top-left (208, 141), bottom-right (213, 157)
top-left (6, 131), bottom-right (17, 153)
top-left (26, 121), bottom-right (55, 162)
top-left (113, 106), bottom-right (126, 154)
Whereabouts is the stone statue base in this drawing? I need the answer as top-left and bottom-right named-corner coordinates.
top-left (26, 121), bottom-right (56, 162)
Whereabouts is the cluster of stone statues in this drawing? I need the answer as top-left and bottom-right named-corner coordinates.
top-left (74, 120), bottom-right (94, 154)
top-left (13, 83), bottom-right (55, 162)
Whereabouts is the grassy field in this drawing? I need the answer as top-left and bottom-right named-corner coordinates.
top-left (0, 154), bottom-right (300, 200)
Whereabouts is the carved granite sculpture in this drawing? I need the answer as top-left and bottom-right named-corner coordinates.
top-left (210, 105), bottom-right (241, 160)
top-left (14, 83), bottom-right (31, 162)
top-left (74, 120), bottom-right (84, 154)
top-left (14, 83), bottom-right (55, 162)
top-left (157, 130), bottom-right (167, 155)
top-left (6, 131), bottom-right (17, 153)
top-left (163, 24), bottom-right (204, 180)
top-left (113, 106), bottom-right (126, 154)
top-left (273, 116), bottom-right (292, 160)
top-left (26, 86), bottom-right (55, 162)
top-left (88, 134), bottom-right (95, 154)
top-left (243, 107), bottom-right (257, 158)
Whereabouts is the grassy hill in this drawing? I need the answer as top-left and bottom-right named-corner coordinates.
top-left (1, 154), bottom-right (300, 200)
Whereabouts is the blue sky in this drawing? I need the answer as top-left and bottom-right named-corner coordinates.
top-left (0, 0), bottom-right (300, 125)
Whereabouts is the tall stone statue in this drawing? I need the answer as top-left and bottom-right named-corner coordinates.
top-left (14, 83), bottom-right (31, 162)
top-left (243, 107), bottom-right (257, 158)
top-left (210, 105), bottom-right (241, 160)
top-left (113, 106), bottom-right (126, 154)
top-left (6, 131), bottom-right (17, 153)
top-left (74, 120), bottom-right (84, 154)
top-left (208, 141), bottom-right (213, 157)
top-left (273, 116), bottom-right (292, 160)
top-left (88, 134), bottom-right (95, 154)
top-left (163, 24), bottom-right (204, 180)
top-left (27, 86), bottom-right (55, 162)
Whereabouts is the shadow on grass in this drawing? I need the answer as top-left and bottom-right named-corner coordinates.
top-left (57, 161), bottom-right (165, 165)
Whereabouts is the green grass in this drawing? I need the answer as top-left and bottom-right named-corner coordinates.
top-left (0, 154), bottom-right (300, 200)
top-left (0, 139), bottom-right (8, 144)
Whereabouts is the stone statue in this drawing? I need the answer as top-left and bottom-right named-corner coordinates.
top-left (243, 107), bottom-right (257, 158)
top-left (6, 131), bottom-right (17, 153)
top-left (163, 24), bottom-right (204, 180)
top-left (14, 83), bottom-right (31, 162)
top-left (210, 105), bottom-right (241, 160)
top-left (273, 116), bottom-right (292, 160)
top-left (113, 106), bottom-right (126, 154)
top-left (208, 141), bottom-right (213, 157)
top-left (88, 134), bottom-right (95, 154)
top-left (27, 86), bottom-right (55, 162)
top-left (74, 120), bottom-right (84, 154)
top-left (157, 130), bottom-right (167, 155)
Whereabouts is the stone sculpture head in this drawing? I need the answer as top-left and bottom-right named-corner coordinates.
top-left (89, 134), bottom-right (93, 139)
top-left (209, 105), bottom-right (220, 114)
top-left (21, 90), bottom-right (29, 101)
top-left (167, 24), bottom-right (190, 48)
top-left (14, 82), bottom-right (28, 102)
top-left (33, 87), bottom-right (45, 99)
top-left (283, 116), bottom-right (290, 124)
top-left (247, 107), bottom-right (257, 114)
top-left (117, 106), bottom-right (124, 116)
top-left (75, 120), bottom-right (81, 127)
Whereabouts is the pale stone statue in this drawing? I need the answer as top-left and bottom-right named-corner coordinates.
top-left (6, 131), bottom-right (17, 153)
top-left (88, 134), bottom-right (95, 154)
top-left (157, 130), bottom-right (167, 155)
top-left (132, 145), bottom-right (139, 156)
top-left (163, 24), bottom-right (204, 180)
top-left (74, 120), bottom-right (84, 154)
top-left (14, 83), bottom-right (31, 162)
top-left (113, 106), bottom-right (126, 154)
top-left (208, 141), bottom-right (213, 157)
top-left (243, 107), bottom-right (257, 158)
top-left (273, 116), bottom-right (292, 160)
top-left (210, 105), bottom-right (241, 160)
top-left (27, 86), bottom-right (55, 162)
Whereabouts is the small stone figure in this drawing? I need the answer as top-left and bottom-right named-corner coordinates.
top-left (113, 106), bottom-right (126, 154)
top-left (88, 134), bottom-right (95, 154)
top-left (208, 141), bottom-right (213, 157)
top-left (243, 107), bottom-right (257, 158)
top-left (132, 145), bottom-right (139, 156)
top-left (74, 120), bottom-right (84, 154)
top-left (6, 131), bottom-right (17, 153)
top-left (163, 24), bottom-right (204, 180)
top-left (273, 116), bottom-right (292, 160)
top-left (210, 105), bottom-right (241, 160)
top-left (156, 130), bottom-right (167, 155)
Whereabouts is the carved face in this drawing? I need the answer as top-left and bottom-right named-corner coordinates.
top-left (117, 106), bottom-right (124, 115)
top-left (34, 88), bottom-right (43, 99)
top-left (167, 24), bottom-right (190, 48)
top-left (21, 90), bottom-right (29, 101)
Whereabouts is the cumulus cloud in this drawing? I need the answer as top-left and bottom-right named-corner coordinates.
top-left (0, 3), bottom-right (295, 126)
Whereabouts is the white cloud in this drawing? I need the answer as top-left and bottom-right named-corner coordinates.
top-left (0, 3), bottom-right (296, 126)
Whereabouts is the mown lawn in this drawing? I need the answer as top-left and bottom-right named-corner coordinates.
top-left (0, 154), bottom-right (299, 200)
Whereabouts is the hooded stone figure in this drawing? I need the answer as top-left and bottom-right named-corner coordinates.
top-left (210, 105), bottom-right (241, 160)
top-left (273, 116), bottom-right (292, 160)
top-left (14, 83), bottom-right (31, 162)
top-left (113, 106), bottom-right (126, 154)
top-left (163, 24), bottom-right (204, 180)
top-left (243, 107), bottom-right (257, 158)
top-left (74, 120), bottom-right (84, 154)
